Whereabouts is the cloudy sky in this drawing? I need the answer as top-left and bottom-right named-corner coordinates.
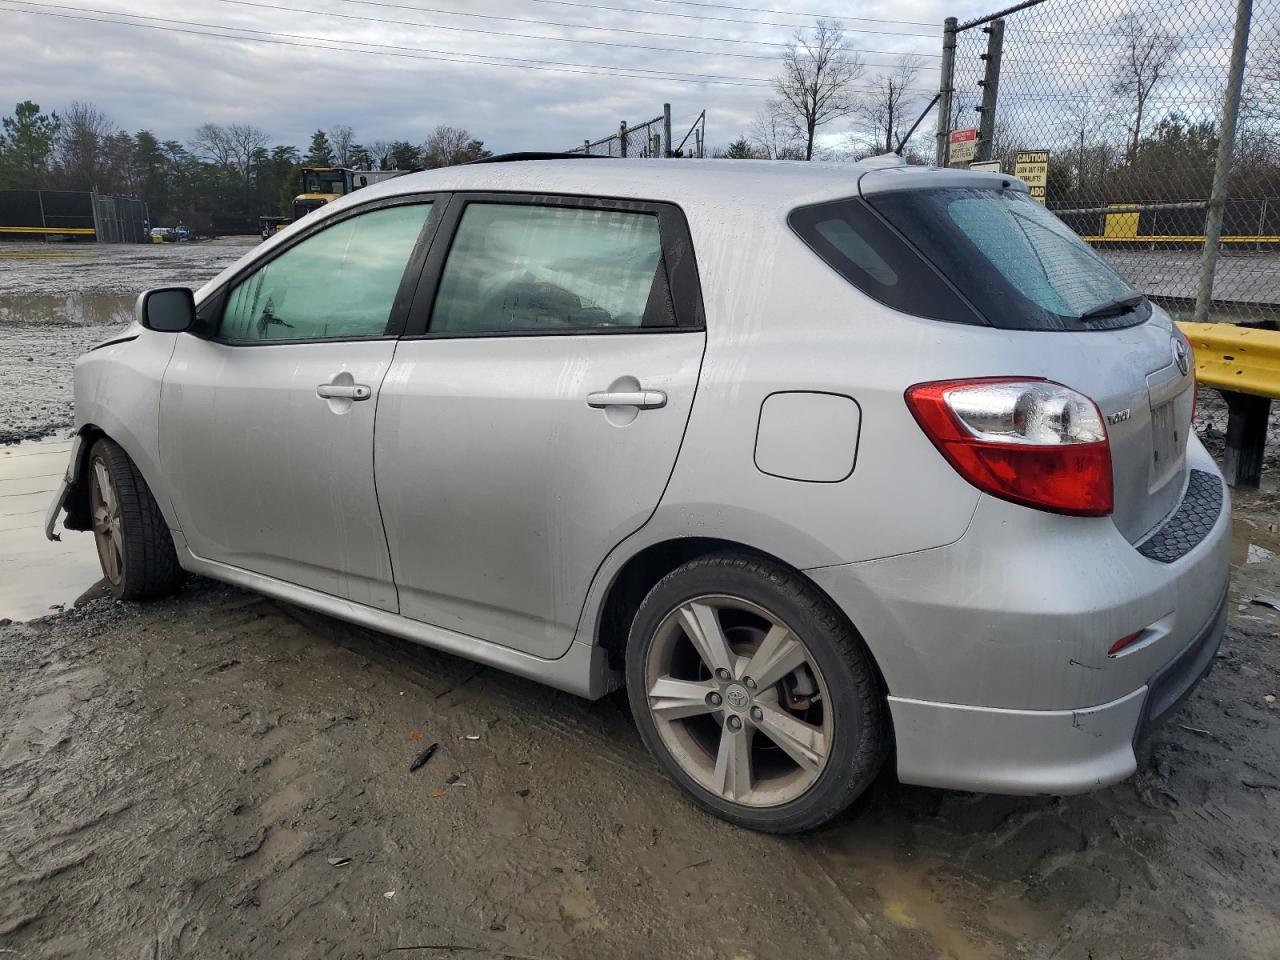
top-left (0, 0), bottom-right (1007, 154)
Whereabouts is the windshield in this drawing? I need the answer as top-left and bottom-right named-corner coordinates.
top-left (865, 187), bottom-right (1150, 331)
top-left (301, 169), bottom-right (348, 195)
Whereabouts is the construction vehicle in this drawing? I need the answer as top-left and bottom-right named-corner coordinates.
top-left (261, 167), bottom-right (412, 240)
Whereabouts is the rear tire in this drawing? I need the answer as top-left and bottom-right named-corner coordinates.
top-left (625, 552), bottom-right (887, 833)
top-left (87, 438), bottom-right (183, 602)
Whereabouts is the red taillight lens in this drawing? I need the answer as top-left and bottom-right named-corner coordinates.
top-left (905, 378), bottom-right (1113, 517)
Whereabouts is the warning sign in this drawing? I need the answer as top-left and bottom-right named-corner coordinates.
top-left (949, 128), bottom-right (978, 166)
top-left (1014, 150), bottom-right (1050, 204)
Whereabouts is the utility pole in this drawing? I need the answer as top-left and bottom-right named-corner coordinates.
top-left (975, 18), bottom-right (1005, 164)
top-left (936, 17), bottom-right (958, 166)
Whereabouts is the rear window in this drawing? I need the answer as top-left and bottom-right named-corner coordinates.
top-left (866, 187), bottom-right (1150, 331)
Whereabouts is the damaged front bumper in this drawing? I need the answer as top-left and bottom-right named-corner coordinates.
top-left (43, 434), bottom-right (83, 542)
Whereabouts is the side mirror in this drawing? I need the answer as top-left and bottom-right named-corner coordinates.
top-left (137, 287), bottom-right (196, 333)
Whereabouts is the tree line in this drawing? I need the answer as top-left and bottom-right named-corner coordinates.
top-left (0, 101), bottom-right (490, 231)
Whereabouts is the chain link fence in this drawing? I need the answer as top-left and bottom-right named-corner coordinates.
top-left (566, 105), bottom-right (705, 158)
top-left (937, 0), bottom-right (1274, 324)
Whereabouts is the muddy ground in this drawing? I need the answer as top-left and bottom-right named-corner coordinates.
top-left (1, 241), bottom-right (1278, 959)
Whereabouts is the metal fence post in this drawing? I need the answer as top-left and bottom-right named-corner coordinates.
top-left (1193, 0), bottom-right (1253, 323)
top-left (584, 139), bottom-right (590, 156)
top-left (619, 121), bottom-right (628, 158)
top-left (975, 18), bottom-right (1005, 163)
top-left (663, 103), bottom-right (672, 158)
top-left (936, 16), bottom-right (958, 166)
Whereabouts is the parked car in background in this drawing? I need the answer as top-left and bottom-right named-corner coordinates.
top-left (47, 156), bottom-right (1229, 832)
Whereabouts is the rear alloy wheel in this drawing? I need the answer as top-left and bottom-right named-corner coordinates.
top-left (87, 438), bottom-right (184, 602)
top-left (626, 554), bottom-right (886, 833)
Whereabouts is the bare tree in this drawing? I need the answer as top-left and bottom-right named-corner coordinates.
top-left (858, 55), bottom-right (922, 154)
top-left (366, 139), bottom-right (392, 170)
top-left (420, 125), bottom-right (490, 168)
top-left (57, 101), bottom-right (116, 191)
top-left (328, 123), bottom-right (355, 166)
top-left (772, 19), bottom-right (864, 160)
top-left (1111, 13), bottom-right (1179, 164)
top-left (749, 103), bottom-right (805, 159)
top-left (190, 123), bottom-right (268, 188)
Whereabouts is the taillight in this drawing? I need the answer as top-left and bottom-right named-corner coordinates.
top-left (905, 378), bottom-right (1113, 517)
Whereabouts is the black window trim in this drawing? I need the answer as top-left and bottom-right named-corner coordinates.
top-left (196, 192), bottom-right (451, 346)
top-left (400, 191), bottom-right (706, 340)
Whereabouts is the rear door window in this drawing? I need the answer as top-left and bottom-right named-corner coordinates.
top-left (429, 203), bottom-right (675, 335)
top-left (865, 186), bottom-right (1150, 331)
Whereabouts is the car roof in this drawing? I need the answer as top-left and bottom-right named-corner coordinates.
top-left (339, 156), bottom-right (1015, 212)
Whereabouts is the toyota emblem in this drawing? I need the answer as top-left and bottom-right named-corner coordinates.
top-left (1173, 337), bottom-right (1190, 376)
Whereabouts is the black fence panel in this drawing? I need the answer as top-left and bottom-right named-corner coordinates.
top-left (0, 189), bottom-right (147, 241)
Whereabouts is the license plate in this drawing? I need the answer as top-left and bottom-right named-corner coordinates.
top-left (1150, 400), bottom-right (1180, 486)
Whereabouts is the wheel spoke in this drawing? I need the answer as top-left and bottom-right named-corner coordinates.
top-left (677, 601), bottom-right (736, 676)
top-left (753, 702), bottom-right (827, 772)
top-left (93, 461), bottom-right (114, 511)
top-left (648, 675), bottom-right (719, 720)
top-left (743, 624), bottom-right (808, 691)
top-left (713, 721), bottom-right (753, 801)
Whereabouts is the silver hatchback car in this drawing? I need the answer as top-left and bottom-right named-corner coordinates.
top-left (47, 156), bottom-right (1230, 833)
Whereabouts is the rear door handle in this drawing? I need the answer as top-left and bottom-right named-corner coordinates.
top-left (317, 383), bottom-right (372, 401)
top-left (586, 389), bottom-right (667, 410)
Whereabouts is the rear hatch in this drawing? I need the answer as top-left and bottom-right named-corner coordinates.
top-left (842, 173), bottom-right (1193, 541)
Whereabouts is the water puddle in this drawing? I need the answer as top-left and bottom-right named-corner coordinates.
top-left (0, 436), bottom-right (105, 622)
top-left (1231, 514), bottom-right (1280, 570)
top-left (0, 292), bottom-right (134, 327)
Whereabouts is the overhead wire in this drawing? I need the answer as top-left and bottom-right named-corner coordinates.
top-left (0, 0), bottom-right (774, 84)
top-left (0, 0), bottom-right (941, 90)
top-left (208, 0), bottom-right (941, 62)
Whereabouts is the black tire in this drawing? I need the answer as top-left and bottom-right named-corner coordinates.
top-left (86, 437), bottom-right (184, 602)
top-left (625, 552), bottom-right (887, 833)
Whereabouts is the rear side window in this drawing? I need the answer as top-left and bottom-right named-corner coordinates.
top-left (789, 198), bottom-right (981, 326)
top-left (430, 203), bottom-right (676, 335)
top-left (866, 187), bottom-right (1150, 331)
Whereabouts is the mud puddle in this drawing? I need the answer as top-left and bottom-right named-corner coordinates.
top-left (0, 437), bottom-right (104, 621)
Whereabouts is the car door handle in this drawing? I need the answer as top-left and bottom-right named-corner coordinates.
top-left (316, 383), bottom-right (372, 401)
top-left (586, 389), bottom-right (667, 410)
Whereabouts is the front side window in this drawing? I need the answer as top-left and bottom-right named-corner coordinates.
top-left (221, 203), bottom-right (430, 342)
top-left (430, 203), bottom-right (674, 335)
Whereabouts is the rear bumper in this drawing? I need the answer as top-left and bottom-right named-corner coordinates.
top-left (806, 438), bottom-right (1231, 796)
top-left (886, 587), bottom-right (1225, 795)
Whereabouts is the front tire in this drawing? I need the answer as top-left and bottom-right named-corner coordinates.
top-left (87, 438), bottom-right (183, 602)
top-left (625, 552), bottom-right (887, 833)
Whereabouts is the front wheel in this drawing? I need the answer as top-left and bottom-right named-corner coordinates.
top-left (87, 438), bottom-right (184, 602)
top-left (625, 553), bottom-right (888, 833)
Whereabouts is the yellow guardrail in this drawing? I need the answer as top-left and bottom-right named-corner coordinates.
top-left (1177, 321), bottom-right (1280, 399)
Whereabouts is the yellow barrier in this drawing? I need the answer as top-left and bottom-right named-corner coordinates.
top-left (0, 225), bottom-right (95, 235)
top-left (1177, 322), bottom-right (1280, 399)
